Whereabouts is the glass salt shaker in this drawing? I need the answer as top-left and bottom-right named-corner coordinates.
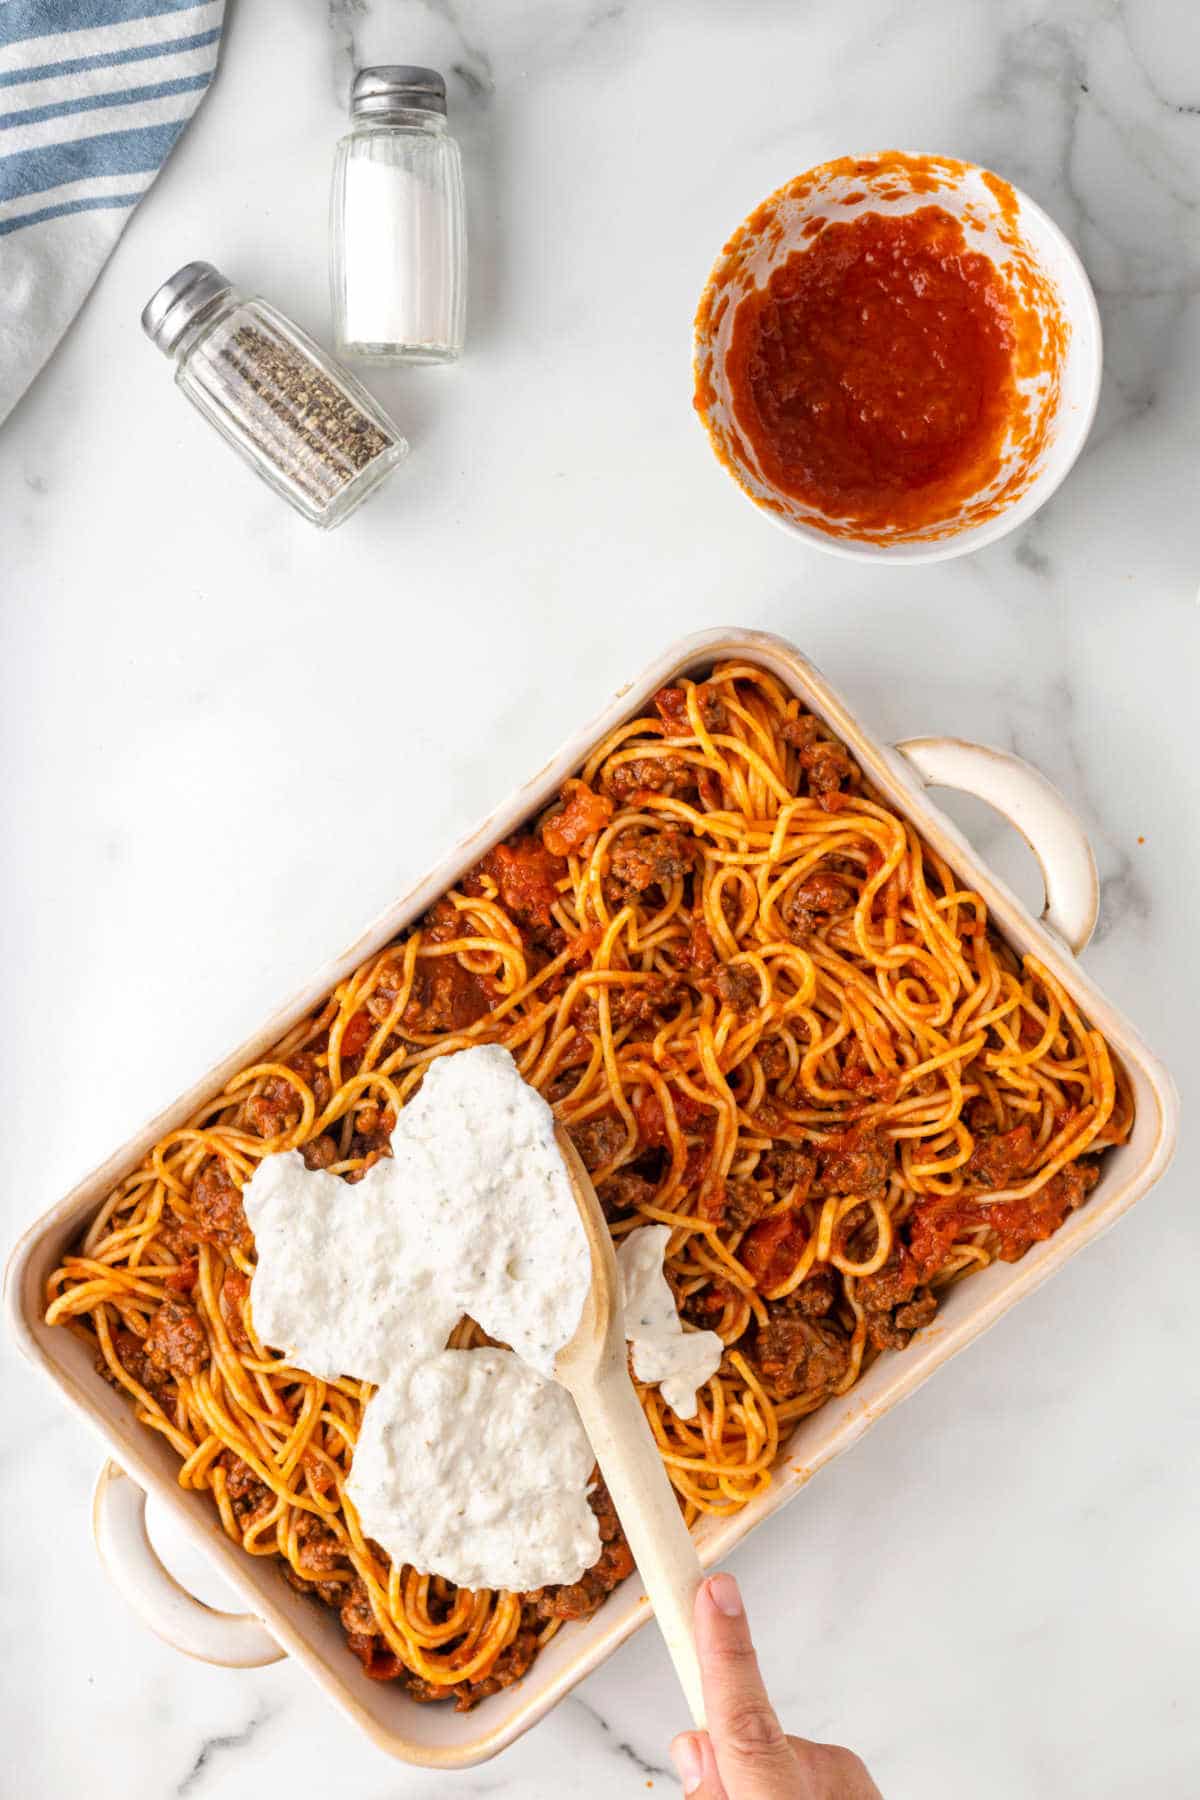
top-left (141, 260), bottom-right (407, 529)
top-left (330, 65), bottom-right (467, 364)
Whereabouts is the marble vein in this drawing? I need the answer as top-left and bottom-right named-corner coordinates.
top-left (568, 1693), bottom-right (677, 1785)
top-left (176, 1708), bottom-right (273, 1795)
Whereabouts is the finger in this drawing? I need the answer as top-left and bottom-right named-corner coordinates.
top-left (671, 1731), bottom-right (728, 1798)
top-left (788, 1738), bottom-right (884, 1799)
top-left (695, 1574), bottom-right (799, 1797)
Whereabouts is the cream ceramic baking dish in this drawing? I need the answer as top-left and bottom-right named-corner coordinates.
top-left (6, 628), bottom-right (1179, 1768)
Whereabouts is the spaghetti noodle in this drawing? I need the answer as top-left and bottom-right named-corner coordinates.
top-left (46, 662), bottom-right (1132, 1708)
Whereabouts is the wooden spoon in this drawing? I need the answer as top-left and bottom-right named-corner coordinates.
top-left (553, 1125), bottom-right (706, 1726)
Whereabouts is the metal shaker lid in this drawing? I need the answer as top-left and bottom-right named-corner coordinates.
top-left (141, 260), bottom-right (232, 355)
top-left (351, 66), bottom-right (447, 119)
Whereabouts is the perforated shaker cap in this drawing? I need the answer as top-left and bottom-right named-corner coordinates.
top-left (351, 66), bottom-right (447, 119)
top-left (141, 260), bottom-right (232, 355)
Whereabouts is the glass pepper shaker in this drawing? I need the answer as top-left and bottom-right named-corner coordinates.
top-left (330, 65), bottom-right (467, 364)
top-left (141, 260), bottom-right (407, 528)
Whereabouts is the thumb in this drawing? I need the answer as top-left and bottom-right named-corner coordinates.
top-left (695, 1573), bottom-right (799, 1797)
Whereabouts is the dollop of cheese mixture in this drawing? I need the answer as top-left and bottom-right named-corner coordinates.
top-left (617, 1223), bottom-right (722, 1419)
top-left (348, 1349), bottom-right (600, 1592)
top-left (244, 1044), bottom-right (590, 1380)
top-left (243, 1044), bottom-right (722, 1589)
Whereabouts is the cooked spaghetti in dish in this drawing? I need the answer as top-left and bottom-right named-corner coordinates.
top-left (46, 662), bottom-right (1133, 1708)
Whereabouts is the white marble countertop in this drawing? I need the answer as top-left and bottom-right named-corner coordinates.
top-left (4, 2), bottom-right (1199, 1796)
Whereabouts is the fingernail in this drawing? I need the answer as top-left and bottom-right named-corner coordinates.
top-left (671, 1733), bottom-right (705, 1794)
top-left (705, 1573), bottom-right (743, 1617)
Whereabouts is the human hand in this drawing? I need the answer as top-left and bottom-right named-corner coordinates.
top-left (670, 1574), bottom-right (882, 1798)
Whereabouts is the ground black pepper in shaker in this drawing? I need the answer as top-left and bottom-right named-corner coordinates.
top-left (142, 261), bottom-right (407, 527)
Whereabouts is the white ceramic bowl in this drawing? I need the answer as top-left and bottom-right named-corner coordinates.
top-left (693, 152), bottom-right (1102, 564)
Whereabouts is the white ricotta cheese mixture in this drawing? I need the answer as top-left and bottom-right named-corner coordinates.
top-left (617, 1223), bottom-right (723, 1419)
top-left (243, 1044), bottom-right (724, 1589)
top-left (348, 1350), bottom-right (599, 1592)
top-left (243, 1043), bottom-right (590, 1381)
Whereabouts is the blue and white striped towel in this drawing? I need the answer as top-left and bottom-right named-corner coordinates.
top-left (0, 0), bottom-right (224, 427)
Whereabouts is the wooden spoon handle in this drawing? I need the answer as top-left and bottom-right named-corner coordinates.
top-left (570, 1361), bottom-right (706, 1727)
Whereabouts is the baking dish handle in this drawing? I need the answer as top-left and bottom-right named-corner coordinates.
top-left (894, 737), bottom-right (1099, 956)
top-left (92, 1460), bottom-right (286, 1667)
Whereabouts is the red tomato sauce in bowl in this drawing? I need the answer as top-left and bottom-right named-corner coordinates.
top-left (725, 207), bottom-right (1019, 535)
top-left (694, 153), bottom-right (1081, 554)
